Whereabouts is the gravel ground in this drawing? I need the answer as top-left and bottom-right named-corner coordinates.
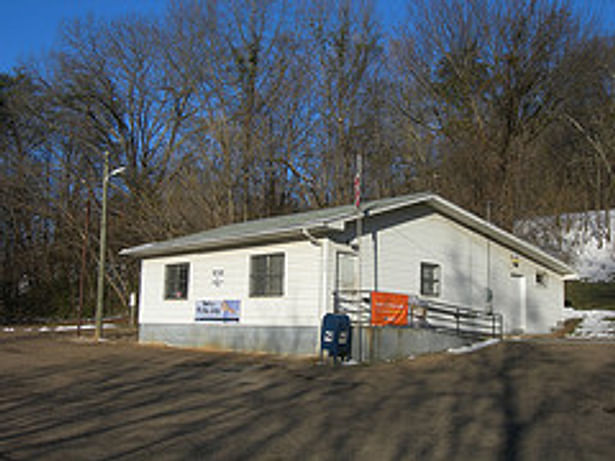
top-left (1, 331), bottom-right (614, 460)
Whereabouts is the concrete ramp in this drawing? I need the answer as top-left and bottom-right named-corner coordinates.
top-left (352, 325), bottom-right (472, 362)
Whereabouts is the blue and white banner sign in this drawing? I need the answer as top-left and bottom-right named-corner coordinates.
top-left (195, 300), bottom-right (240, 322)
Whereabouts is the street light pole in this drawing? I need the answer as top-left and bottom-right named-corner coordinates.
top-left (95, 151), bottom-right (125, 341)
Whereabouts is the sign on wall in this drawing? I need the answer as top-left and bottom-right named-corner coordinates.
top-left (195, 300), bottom-right (240, 322)
top-left (212, 268), bottom-right (224, 287)
top-left (510, 254), bottom-right (520, 268)
top-left (371, 291), bottom-right (409, 326)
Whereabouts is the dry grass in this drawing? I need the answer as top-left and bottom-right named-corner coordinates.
top-left (552, 318), bottom-right (584, 338)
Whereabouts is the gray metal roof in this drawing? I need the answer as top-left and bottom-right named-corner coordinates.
top-left (120, 192), bottom-right (575, 276)
top-left (120, 192), bottom-right (432, 257)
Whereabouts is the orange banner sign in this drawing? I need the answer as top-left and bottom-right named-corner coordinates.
top-left (371, 291), bottom-right (409, 326)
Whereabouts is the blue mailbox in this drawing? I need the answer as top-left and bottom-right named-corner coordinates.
top-left (320, 313), bottom-right (352, 362)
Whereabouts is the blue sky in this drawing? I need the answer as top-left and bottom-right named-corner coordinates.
top-left (0, 0), bottom-right (168, 72)
top-left (1, 0), bottom-right (613, 74)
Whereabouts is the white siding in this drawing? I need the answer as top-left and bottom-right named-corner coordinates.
top-left (139, 240), bottom-right (323, 327)
top-left (356, 209), bottom-right (564, 334)
top-left (138, 207), bottom-right (565, 335)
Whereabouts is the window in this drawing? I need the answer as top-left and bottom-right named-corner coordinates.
top-left (164, 263), bottom-right (189, 300)
top-left (536, 271), bottom-right (547, 287)
top-left (250, 253), bottom-right (284, 297)
top-left (421, 262), bottom-right (441, 297)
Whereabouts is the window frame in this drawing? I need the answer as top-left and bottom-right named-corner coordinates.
top-left (249, 252), bottom-right (285, 298)
top-left (535, 271), bottom-right (548, 287)
top-left (420, 262), bottom-right (441, 297)
top-left (164, 262), bottom-right (190, 300)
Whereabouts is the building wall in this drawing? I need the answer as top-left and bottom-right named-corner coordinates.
top-left (137, 204), bottom-right (566, 353)
top-left (139, 239), bottom-right (323, 329)
top-left (355, 207), bottom-right (564, 334)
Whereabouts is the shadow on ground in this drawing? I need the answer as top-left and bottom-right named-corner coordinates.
top-left (0, 333), bottom-right (614, 460)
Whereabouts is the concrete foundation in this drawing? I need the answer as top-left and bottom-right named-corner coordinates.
top-left (140, 323), bottom-right (473, 361)
top-left (139, 323), bottom-right (319, 356)
top-left (351, 326), bottom-right (472, 362)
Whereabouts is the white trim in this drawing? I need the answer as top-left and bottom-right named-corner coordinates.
top-left (320, 239), bottom-right (329, 317)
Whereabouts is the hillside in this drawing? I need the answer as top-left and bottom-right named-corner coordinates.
top-left (515, 210), bottom-right (614, 282)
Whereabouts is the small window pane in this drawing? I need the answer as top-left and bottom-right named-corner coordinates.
top-left (421, 262), bottom-right (441, 297)
top-left (165, 263), bottom-right (189, 300)
top-left (250, 253), bottom-right (284, 297)
top-left (536, 271), bottom-right (547, 287)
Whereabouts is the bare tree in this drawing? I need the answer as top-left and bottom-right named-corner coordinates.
top-left (303, 0), bottom-right (383, 205)
top-left (391, 0), bottom-right (599, 229)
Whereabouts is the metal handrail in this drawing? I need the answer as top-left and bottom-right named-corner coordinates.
top-left (333, 290), bottom-right (503, 339)
top-left (419, 298), bottom-right (503, 339)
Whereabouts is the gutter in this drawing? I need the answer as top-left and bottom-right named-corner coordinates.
top-left (301, 228), bottom-right (322, 246)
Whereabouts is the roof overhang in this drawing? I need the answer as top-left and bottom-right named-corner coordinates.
top-left (120, 192), bottom-right (575, 277)
top-left (119, 223), bottom-right (338, 258)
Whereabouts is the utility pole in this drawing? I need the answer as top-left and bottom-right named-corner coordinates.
top-left (95, 152), bottom-right (125, 341)
top-left (95, 153), bottom-right (109, 341)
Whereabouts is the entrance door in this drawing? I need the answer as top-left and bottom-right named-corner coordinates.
top-left (511, 275), bottom-right (527, 333)
top-left (335, 252), bottom-right (360, 321)
top-left (336, 252), bottom-right (358, 292)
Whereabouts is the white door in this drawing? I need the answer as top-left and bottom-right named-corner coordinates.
top-left (512, 275), bottom-right (527, 333)
top-left (336, 252), bottom-right (361, 321)
top-left (336, 252), bottom-right (358, 292)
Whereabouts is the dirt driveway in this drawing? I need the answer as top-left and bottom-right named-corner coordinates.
top-left (1, 332), bottom-right (614, 461)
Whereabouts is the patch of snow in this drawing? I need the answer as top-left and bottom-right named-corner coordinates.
top-left (515, 209), bottom-right (615, 282)
top-left (448, 338), bottom-right (500, 355)
top-left (28, 323), bottom-right (118, 333)
top-left (54, 325), bottom-right (81, 332)
top-left (54, 323), bottom-right (117, 332)
top-left (562, 307), bottom-right (615, 338)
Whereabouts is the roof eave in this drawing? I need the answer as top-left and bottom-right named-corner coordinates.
top-left (120, 192), bottom-right (575, 277)
top-left (120, 222), bottom-right (340, 258)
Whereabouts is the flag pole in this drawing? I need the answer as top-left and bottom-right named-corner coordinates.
top-left (355, 152), bottom-right (363, 362)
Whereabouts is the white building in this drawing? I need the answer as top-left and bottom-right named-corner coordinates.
top-left (121, 193), bottom-right (575, 356)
